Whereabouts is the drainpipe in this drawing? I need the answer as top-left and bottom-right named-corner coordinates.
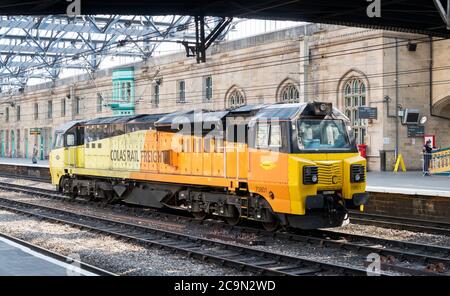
top-left (395, 38), bottom-right (399, 160)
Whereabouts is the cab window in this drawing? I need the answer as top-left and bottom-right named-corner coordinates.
top-left (53, 133), bottom-right (63, 149)
top-left (269, 123), bottom-right (281, 148)
top-left (256, 123), bottom-right (269, 148)
top-left (66, 133), bottom-right (76, 147)
top-left (256, 122), bottom-right (282, 149)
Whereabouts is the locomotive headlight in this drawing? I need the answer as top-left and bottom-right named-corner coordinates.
top-left (351, 164), bottom-right (365, 183)
top-left (303, 166), bottom-right (319, 185)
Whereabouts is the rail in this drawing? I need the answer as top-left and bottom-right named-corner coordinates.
top-left (1, 182), bottom-right (449, 275)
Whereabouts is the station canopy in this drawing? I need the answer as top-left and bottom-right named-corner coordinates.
top-left (0, 15), bottom-right (233, 92)
top-left (0, 1), bottom-right (448, 93)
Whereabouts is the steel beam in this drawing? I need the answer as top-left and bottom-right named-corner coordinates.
top-left (433, 0), bottom-right (450, 29)
top-left (0, 15), bottom-right (236, 93)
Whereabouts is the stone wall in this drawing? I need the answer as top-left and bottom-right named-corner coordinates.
top-left (0, 24), bottom-right (448, 171)
top-left (366, 192), bottom-right (450, 223)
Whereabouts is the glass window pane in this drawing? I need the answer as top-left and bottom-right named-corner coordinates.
top-left (360, 95), bottom-right (366, 106)
top-left (256, 123), bottom-right (269, 148)
top-left (345, 96), bottom-right (351, 107)
top-left (269, 124), bottom-right (281, 147)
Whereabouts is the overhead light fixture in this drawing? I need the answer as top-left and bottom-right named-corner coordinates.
top-left (407, 42), bottom-right (417, 52)
top-left (420, 116), bottom-right (428, 125)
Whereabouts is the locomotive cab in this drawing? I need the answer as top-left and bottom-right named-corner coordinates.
top-left (49, 121), bottom-right (85, 188)
top-left (246, 102), bottom-right (367, 229)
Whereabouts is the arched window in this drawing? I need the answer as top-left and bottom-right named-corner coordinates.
top-left (226, 88), bottom-right (246, 109)
top-left (279, 83), bottom-right (299, 103)
top-left (344, 78), bottom-right (367, 144)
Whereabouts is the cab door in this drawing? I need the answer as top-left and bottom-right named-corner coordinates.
top-left (49, 132), bottom-right (66, 185)
top-left (64, 132), bottom-right (77, 168)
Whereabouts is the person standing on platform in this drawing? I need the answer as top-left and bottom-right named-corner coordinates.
top-left (422, 139), bottom-right (433, 176)
top-left (32, 144), bottom-right (38, 164)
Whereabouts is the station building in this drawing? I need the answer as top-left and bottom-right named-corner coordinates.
top-left (0, 23), bottom-right (449, 171)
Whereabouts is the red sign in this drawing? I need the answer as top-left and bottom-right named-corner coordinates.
top-left (424, 134), bottom-right (436, 148)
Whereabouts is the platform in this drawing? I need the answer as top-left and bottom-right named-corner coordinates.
top-left (0, 157), bottom-right (49, 168)
top-left (367, 171), bottom-right (450, 198)
top-left (0, 235), bottom-right (96, 276)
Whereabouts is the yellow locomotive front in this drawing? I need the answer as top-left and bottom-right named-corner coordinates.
top-left (246, 102), bottom-right (368, 229)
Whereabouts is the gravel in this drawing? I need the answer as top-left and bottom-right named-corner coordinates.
top-left (0, 190), bottom-right (388, 275)
top-left (0, 176), bottom-right (54, 190)
top-left (327, 222), bottom-right (450, 248)
top-left (0, 209), bottom-right (251, 276)
top-left (2, 176), bottom-right (449, 276)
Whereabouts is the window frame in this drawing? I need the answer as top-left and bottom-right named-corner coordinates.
top-left (75, 97), bottom-right (81, 115)
top-left (344, 78), bottom-right (367, 145)
top-left (47, 100), bottom-right (53, 119)
top-left (65, 133), bottom-right (76, 147)
top-left (16, 105), bottom-right (20, 122)
top-left (227, 89), bottom-right (246, 109)
top-left (152, 83), bottom-right (160, 107)
top-left (279, 83), bottom-right (300, 103)
top-left (203, 75), bottom-right (212, 102)
top-left (96, 95), bottom-right (103, 113)
top-left (34, 103), bottom-right (39, 120)
top-left (61, 98), bottom-right (66, 117)
top-left (177, 80), bottom-right (186, 103)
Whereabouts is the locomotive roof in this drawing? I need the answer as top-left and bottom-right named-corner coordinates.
top-left (84, 114), bottom-right (144, 125)
top-left (127, 113), bottom-right (167, 123)
top-left (54, 119), bottom-right (86, 133)
top-left (79, 102), bottom-right (346, 128)
top-left (253, 103), bottom-right (307, 121)
top-left (229, 104), bottom-right (267, 114)
top-left (155, 109), bottom-right (229, 127)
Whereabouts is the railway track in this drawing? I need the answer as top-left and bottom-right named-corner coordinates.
top-left (0, 172), bottom-right (51, 183)
top-left (0, 231), bottom-right (116, 276)
top-left (0, 193), bottom-right (370, 276)
top-left (0, 181), bottom-right (449, 275)
top-left (349, 211), bottom-right (450, 237)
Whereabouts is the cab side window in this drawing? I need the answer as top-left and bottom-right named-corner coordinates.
top-left (256, 122), bottom-right (282, 149)
top-left (53, 133), bottom-right (63, 149)
top-left (269, 123), bottom-right (282, 148)
top-left (256, 123), bottom-right (269, 149)
top-left (66, 133), bottom-right (76, 147)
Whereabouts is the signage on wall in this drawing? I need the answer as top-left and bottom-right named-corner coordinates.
top-left (407, 125), bottom-right (424, 137)
top-left (29, 128), bottom-right (42, 135)
top-left (358, 107), bottom-right (377, 119)
top-left (424, 134), bottom-right (436, 148)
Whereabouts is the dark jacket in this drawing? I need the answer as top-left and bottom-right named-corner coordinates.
top-left (423, 143), bottom-right (432, 154)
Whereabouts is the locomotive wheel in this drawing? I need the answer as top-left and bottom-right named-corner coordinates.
top-left (69, 187), bottom-right (78, 199)
top-left (192, 211), bottom-right (207, 220)
top-left (262, 220), bottom-right (280, 232)
top-left (225, 207), bottom-right (240, 226)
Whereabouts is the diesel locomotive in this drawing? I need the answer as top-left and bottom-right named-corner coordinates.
top-left (49, 102), bottom-right (368, 230)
